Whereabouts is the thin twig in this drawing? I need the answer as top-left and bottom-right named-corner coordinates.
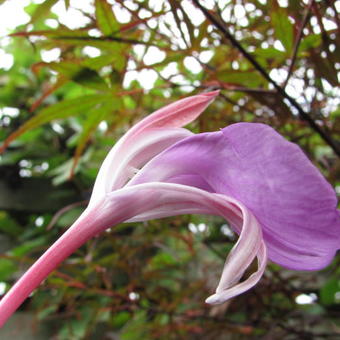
top-left (219, 93), bottom-right (254, 116)
top-left (46, 200), bottom-right (88, 230)
top-left (169, 0), bottom-right (191, 48)
top-left (218, 85), bottom-right (275, 94)
top-left (53, 35), bottom-right (162, 48)
top-left (192, 0), bottom-right (340, 157)
top-left (311, 2), bottom-right (336, 63)
top-left (283, 0), bottom-right (314, 88)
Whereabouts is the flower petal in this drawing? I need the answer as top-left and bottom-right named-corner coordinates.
top-left (205, 241), bottom-right (266, 304)
top-left (0, 182), bottom-right (264, 326)
top-left (124, 91), bottom-right (219, 136)
top-left (104, 128), bottom-right (193, 190)
top-left (112, 183), bottom-right (267, 305)
top-left (89, 91), bottom-right (219, 205)
top-left (130, 123), bottom-right (340, 270)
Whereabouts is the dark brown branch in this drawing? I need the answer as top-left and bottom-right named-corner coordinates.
top-left (219, 86), bottom-right (275, 94)
top-left (192, 0), bottom-right (340, 157)
top-left (283, 0), bottom-right (314, 88)
top-left (169, 0), bottom-right (191, 48)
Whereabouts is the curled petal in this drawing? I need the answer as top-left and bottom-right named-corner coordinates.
top-left (0, 182), bottom-right (265, 326)
top-left (213, 194), bottom-right (263, 292)
top-left (122, 184), bottom-right (268, 305)
top-left (206, 241), bottom-right (266, 304)
top-left (107, 183), bottom-right (267, 305)
top-left (130, 124), bottom-right (340, 270)
top-left (128, 189), bottom-right (267, 303)
top-left (89, 91), bottom-right (219, 205)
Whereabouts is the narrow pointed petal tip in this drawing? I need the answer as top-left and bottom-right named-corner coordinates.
top-left (127, 90), bottom-right (220, 134)
top-left (202, 89), bottom-right (220, 99)
top-left (89, 91), bottom-right (219, 205)
top-left (205, 293), bottom-right (225, 305)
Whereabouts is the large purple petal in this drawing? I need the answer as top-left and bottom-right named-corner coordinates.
top-left (130, 123), bottom-right (340, 270)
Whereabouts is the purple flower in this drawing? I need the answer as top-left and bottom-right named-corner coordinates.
top-left (0, 91), bottom-right (339, 326)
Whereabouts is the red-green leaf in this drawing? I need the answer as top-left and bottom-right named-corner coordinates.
top-left (28, 0), bottom-right (59, 24)
top-left (95, 0), bottom-right (120, 36)
top-left (70, 101), bottom-right (115, 176)
top-left (0, 94), bottom-right (114, 153)
top-left (271, 9), bottom-right (294, 53)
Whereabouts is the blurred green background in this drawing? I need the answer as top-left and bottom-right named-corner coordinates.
top-left (0, 0), bottom-right (339, 339)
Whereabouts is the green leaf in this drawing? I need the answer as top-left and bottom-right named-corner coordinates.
top-left (47, 61), bottom-right (81, 77)
top-left (58, 307), bottom-right (94, 340)
top-left (255, 47), bottom-right (285, 59)
top-left (0, 212), bottom-right (23, 237)
top-left (14, 28), bottom-right (118, 52)
top-left (25, 0), bottom-right (59, 23)
top-left (37, 304), bottom-right (58, 320)
top-left (149, 252), bottom-right (177, 270)
top-left (30, 94), bottom-right (104, 124)
top-left (120, 311), bottom-right (150, 340)
top-left (111, 311), bottom-right (131, 328)
top-left (271, 9), bottom-right (294, 53)
top-left (45, 62), bottom-right (109, 91)
top-left (0, 94), bottom-right (113, 152)
top-left (82, 49), bottom-right (127, 71)
top-left (95, 0), bottom-right (120, 36)
top-left (70, 102), bottom-right (114, 174)
top-left (51, 37), bottom-right (119, 52)
top-left (0, 259), bottom-right (17, 281)
top-left (56, 207), bottom-right (84, 227)
top-left (82, 54), bottom-right (119, 70)
top-left (320, 278), bottom-right (340, 305)
top-left (72, 68), bottom-right (109, 91)
top-left (299, 34), bottom-right (322, 53)
top-left (11, 237), bottom-right (47, 257)
top-left (218, 71), bottom-right (263, 87)
top-left (49, 158), bottom-right (77, 185)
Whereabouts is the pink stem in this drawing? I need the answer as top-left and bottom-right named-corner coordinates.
top-left (0, 204), bottom-right (110, 328)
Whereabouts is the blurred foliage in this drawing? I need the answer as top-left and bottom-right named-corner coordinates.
top-left (0, 0), bottom-right (339, 339)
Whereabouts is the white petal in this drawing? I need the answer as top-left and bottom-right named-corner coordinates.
top-left (89, 128), bottom-right (192, 207)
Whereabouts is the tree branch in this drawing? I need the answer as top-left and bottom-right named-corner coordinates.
top-left (192, 0), bottom-right (340, 157)
top-left (52, 35), bottom-right (161, 47)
